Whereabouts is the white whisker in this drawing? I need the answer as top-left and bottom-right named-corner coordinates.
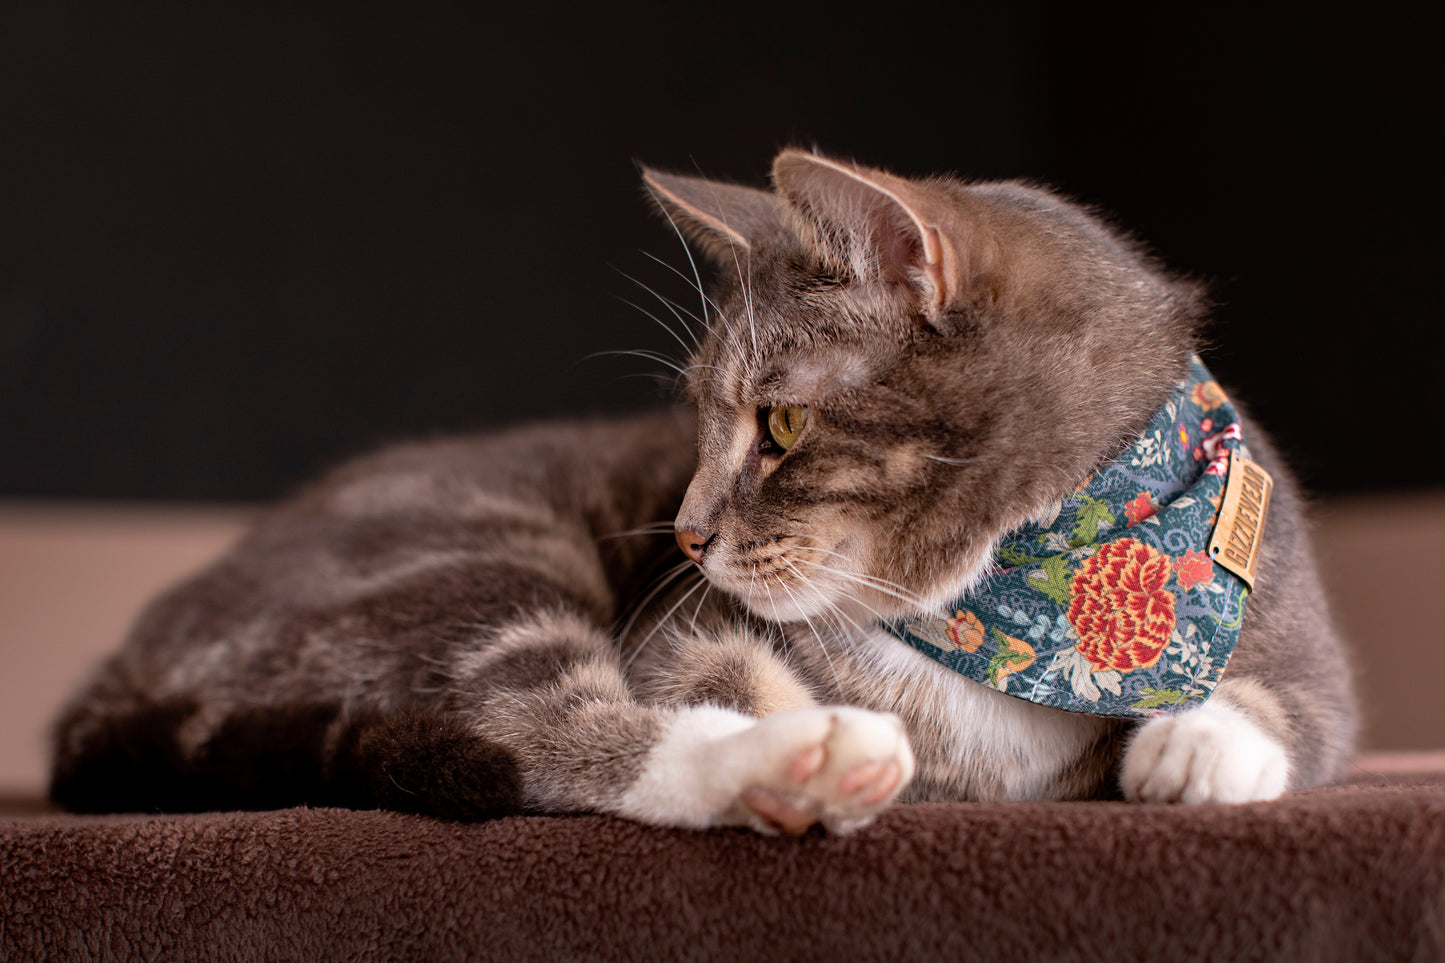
top-left (614, 293), bottom-right (696, 357)
top-left (775, 557), bottom-right (843, 690)
top-left (643, 193), bottom-right (715, 332)
top-left (582, 348), bottom-right (689, 378)
top-left (626, 573), bottom-right (709, 672)
top-left (598, 522), bottom-right (679, 540)
top-left (613, 263), bottom-right (704, 327)
top-left (802, 547), bottom-right (933, 612)
top-left (816, 564), bottom-right (935, 616)
top-left (615, 559), bottom-right (696, 652)
top-left (687, 582), bottom-right (711, 635)
top-left (640, 251), bottom-right (728, 320)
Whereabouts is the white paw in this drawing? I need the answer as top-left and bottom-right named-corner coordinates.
top-left (722, 706), bottom-right (915, 834)
top-left (616, 705), bottom-right (913, 834)
top-left (1122, 700), bottom-right (1289, 804)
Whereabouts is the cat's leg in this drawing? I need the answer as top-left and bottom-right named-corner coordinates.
top-left (1119, 678), bottom-right (1291, 804)
top-left (1121, 449), bottom-right (1356, 805)
top-left (625, 626), bottom-right (916, 834)
top-left (623, 701), bottom-right (915, 835)
top-left (458, 614), bottom-right (913, 833)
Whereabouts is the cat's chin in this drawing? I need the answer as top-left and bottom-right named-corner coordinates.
top-left (727, 575), bottom-right (923, 627)
top-left (733, 586), bottom-right (856, 626)
top-left (712, 533), bottom-right (1002, 629)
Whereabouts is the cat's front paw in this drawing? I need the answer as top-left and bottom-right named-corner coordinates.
top-left (1122, 700), bottom-right (1289, 804)
top-left (723, 706), bottom-right (915, 835)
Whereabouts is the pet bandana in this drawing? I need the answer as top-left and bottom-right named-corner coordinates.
top-left (885, 357), bottom-right (1272, 717)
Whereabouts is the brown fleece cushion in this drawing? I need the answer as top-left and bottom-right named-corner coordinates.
top-left (3, 763), bottom-right (1443, 962)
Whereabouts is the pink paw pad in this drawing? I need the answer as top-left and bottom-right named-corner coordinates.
top-left (838, 759), bottom-right (903, 805)
top-left (787, 744), bottom-right (826, 784)
top-left (740, 788), bottom-right (819, 836)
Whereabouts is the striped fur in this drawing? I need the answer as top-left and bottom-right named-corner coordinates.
top-left (51, 151), bottom-right (1354, 831)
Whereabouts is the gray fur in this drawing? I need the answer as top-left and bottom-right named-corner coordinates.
top-left (50, 151), bottom-right (1354, 821)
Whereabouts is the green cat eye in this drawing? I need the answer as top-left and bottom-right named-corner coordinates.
top-left (766, 405), bottom-right (808, 451)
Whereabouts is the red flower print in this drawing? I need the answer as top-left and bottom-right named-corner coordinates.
top-left (1200, 417), bottom-right (1214, 433)
top-left (1205, 449), bottom-right (1231, 477)
top-left (1067, 539), bottom-right (1177, 673)
top-left (1125, 490), bottom-right (1156, 526)
top-left (1174, 549), bottom-right (1214, 590)
top-left (1199, 423), bottom-right (1241, 477)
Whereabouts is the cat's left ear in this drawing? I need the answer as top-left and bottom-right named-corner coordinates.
top-left (640, 167), bottom-right (784, 266)
top-left (772, 150), bottom-right (976, 317)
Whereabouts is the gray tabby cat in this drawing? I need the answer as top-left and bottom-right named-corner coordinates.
top-left (51, 150), bottom-right (1355, 833)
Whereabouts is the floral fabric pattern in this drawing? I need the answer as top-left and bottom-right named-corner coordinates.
top-left (886, 357), bottom-right (1254, 717)
top-left (1067, 539), bottom-right (1176, 673)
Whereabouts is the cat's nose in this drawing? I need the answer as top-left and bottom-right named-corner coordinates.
top-left (675, 529), bottom-right (714, 564)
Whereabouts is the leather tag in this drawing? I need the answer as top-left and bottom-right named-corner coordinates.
top-left (1208, 456), bottom-right (1273, 591)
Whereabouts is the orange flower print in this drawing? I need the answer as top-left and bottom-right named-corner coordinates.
top-left (1174, 549), bottom-right (1214, 590)
top-left (1191, 381), bottom-right (1228, 412)
top-left (1125, 490), bottom-right (1157, 526)
top-left (1067, 538), bottom-right (1177, 673)
top-left (987, 629), bottom-right (1037, 687)
top-left (946, 609), bottom-right (987, 652)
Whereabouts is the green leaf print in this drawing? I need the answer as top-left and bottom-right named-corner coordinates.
top-left (1131, 687), bottom-right (1188, 710)
top-left (1069, 495), bottom-right (1116, 547)
top-left (1026, 555), bottom-right (1074, 605)
top-left (999, 545), bottom-right (1039, 567)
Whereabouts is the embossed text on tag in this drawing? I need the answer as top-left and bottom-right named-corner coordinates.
top-left (1209, 456), bottom-right (1273, 590)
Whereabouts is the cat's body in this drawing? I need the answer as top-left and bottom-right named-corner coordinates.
top-left (51, 151), bottom-right (1355, 832)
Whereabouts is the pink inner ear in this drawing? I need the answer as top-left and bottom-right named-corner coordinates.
top-left (773, 152), bottom-right (941, 302)
top-left (920, 226), bottom-right (949, 311)
top-left (878, 215), bottom-right (924, 284)
top-left (641, 168), bottom-right (784, 267)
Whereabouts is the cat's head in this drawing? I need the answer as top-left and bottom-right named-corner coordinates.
top-left (644, 150), bottom-right (1203, 624)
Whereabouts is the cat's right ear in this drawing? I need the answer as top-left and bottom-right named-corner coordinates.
top-left (640, 167), bottom-right (783, 266)
top-left (770, 150), bottom-right (988, 319)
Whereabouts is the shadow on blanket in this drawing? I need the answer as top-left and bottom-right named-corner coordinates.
top-left (3, 761), bottom-right (1443, 962)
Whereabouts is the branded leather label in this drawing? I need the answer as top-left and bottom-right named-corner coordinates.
top-left (1209, 456), bottom-right (1273, 591)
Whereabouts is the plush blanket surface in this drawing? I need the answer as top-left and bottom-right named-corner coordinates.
top-left (3, 761), bottom-right (1442, 962)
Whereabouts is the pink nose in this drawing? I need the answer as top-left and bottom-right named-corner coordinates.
top-left (675, 529), bottom-right (709, 564)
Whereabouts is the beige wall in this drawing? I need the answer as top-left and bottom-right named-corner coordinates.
top-left (1312, 492), bottom-right (1445, 753)
top-left (0, 503), bottom-right (252, 792)
top-left (1, 495), bottom-right (1441, 792)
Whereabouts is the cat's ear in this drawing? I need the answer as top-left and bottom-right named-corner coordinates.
top-left (771, 150), bottom-right (973, 316)
top-left (640, 167), bottom-right (783, 266)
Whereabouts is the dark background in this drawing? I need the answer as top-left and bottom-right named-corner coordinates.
top-left (2, 2), bottom-right (1440, 502)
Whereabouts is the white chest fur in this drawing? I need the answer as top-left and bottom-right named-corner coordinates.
top-left (842, 624), bottom-right (1111, 800)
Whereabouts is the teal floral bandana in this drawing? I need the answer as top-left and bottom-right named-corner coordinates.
top-left (886, 357), bottom-right (1266, 717)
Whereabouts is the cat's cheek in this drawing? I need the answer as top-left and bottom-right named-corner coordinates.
top-left (1120, 700), bottom-right (1290, 804)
